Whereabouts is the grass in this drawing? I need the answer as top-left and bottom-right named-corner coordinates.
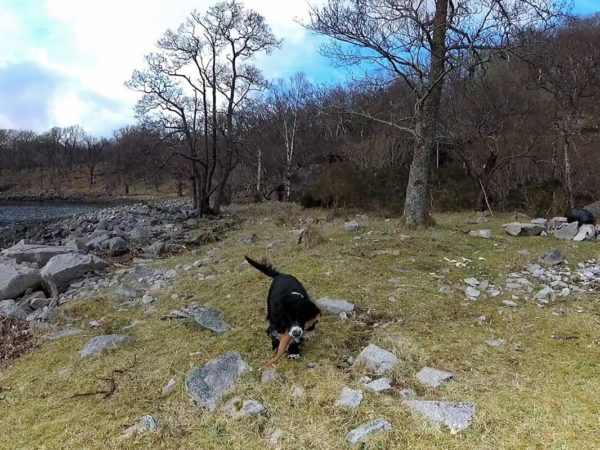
top-left (1, 204), bottom-right (600, 449)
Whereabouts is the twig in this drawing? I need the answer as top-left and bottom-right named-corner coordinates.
top-left (478, 178), bottom-right (494, 217)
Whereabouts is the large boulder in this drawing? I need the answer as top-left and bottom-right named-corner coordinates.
top-left (0, 299), bottom-right (28, 320)
top-left (1, 241), bottom-right (78, 266)
top-left (573, 224), bottom-right (596, 242)
top-left (41, 253), bottom-right (106, 287)
top-left (504, 222), bottom-right (544, 237)
top-left (185, 352), bottom-right (249, 410)
top-left (554, 222), bottom-right (579, 240)
top-left (0, 261), bottom-right (42, 300)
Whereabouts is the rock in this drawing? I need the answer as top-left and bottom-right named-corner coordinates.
top-left (344, 220), bottom-right (362, 232)
top-left (353, 344), bottom-right (398, 375)
top-left (185, 352), bottom-right (249, 410)
top-left (64, 237), bottom-right (88, 251)
top-left (163, 305), bottom-right (229, 334)
top-left (113, 285), bottom-right (140, 299)
top-left (292, 386), bottom-right (306, 400)
top-left (122, 415), bottom-right (157, 439)
top-left (399, 388), bottom-right (417, 399)
top-left (346, 418), bottom-right (392, 445)
top-left (438, 286), bottom-right (452, 295)
top-left (549, 217), bottom-right (568, 229)
top-left (364, 377), bottom-right (392, 393)
top-left (416, 367), bottom-right (455, 388)
top-left (267, 429), bottom-right (283, 447)
top-left (404, 400), bottom-right (476, 433)
top-left (222, 397), bottom-right (266, 417)
top-left (141, 294), bottom-right (157, 305)
top-left (142, 241), bottom-right (165, 257)
top-left (0, 261), bottom-right (42, 300)
top-left (79, 334), bottom-right (133, 358)
top-left (43, 328), bottom-right (83, 340)
top-left (161, 378), bottom-right (177, 395)
top-left (554, 222), bottom-right (579, 240)
top-left (463, 278), bottom-right (479, 286)
top-left (317, 298), bottom-right (355, 315)
top-left (531, 218), bottom-right (549, 229)
top-left (535, 286), bottom-right (554, 302)
top-left (85, 233), bottom-right (111, 250)
top-left (0, 299), bottom-right (28, 320)
top-left (469, 229), bottom-right (492, 239)
top-left (29, 296), bottom-right (51, 310)
top-left (477, 315), bottom-right (489, 325)
top-left (538, 249), bottom-right (564, 266)
top-left (261, 368), bottom-right (280, 384)
top-left (502, 300), bottom-right (518, 307)
top-left (41, 253), bottom-right (106, 288)
top-left (504, 222), bottom-right (523, 237)
top-left (574, 224), bottom-right (596, 242)
top-left (336, 387), bottom-right (363, 408)
top-left (465, 287), bottom-right (481, 298)
top-left (127, 226), bottom-right (150, 241)
top-left (108, 237), bottom-right (129, 256)
top-left (1, 241), bottom-right (77, 266)
top-left (484, 339), bottom-right (505, 347)
top-left (164, 269), bottom-right (178, 279)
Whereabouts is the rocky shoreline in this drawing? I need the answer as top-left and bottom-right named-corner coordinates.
top-left (0, 199), bottom-right (236, 326)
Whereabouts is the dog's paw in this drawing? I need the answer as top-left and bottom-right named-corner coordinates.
top-left (287, 354), bottom-right (301, 360)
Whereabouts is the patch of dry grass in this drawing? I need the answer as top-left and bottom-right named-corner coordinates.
top-left (1, 204), bottom-right (599, 449)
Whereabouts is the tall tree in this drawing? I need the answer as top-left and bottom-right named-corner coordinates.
top-left (306, 0), bottom-right (567, 226)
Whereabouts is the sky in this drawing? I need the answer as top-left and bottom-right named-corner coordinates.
top-left (0, 0), bottom-right (598, 136)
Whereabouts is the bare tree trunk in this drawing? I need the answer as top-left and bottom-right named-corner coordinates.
top-left (563, 133), bottom-right (574, 209)
top-left (403, 0), bottom-right (448, 227)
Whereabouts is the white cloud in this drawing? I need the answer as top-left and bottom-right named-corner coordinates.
top-left (0, 0), bottom-right (331, 135)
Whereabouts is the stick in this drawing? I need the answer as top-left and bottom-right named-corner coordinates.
top-left (478, 178), bottom-right (494, 216)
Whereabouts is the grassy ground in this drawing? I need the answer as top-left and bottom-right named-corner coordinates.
top-left (1, 204), bottom-right (599, 449)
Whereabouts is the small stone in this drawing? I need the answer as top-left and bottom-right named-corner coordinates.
top-left (534, 286), bottom-right (554, 302)
top-left (404, 400), bottom-right (476, 433)
top-left (469, 229), bottom-right (492, 239)
top-left (416, 367), bottom-right (455, 388)
top-left (344, 220), bottom-right (363, 232)
top-left (398, 388), bottom-right (417, 399)
top-left (164, 269), bottom-right (178, 279)
top-left (463, 278), bottom-right (479, 286)
top-left (484, 339), bottom-right (505, 347)
top-left (79, 335), bottom-right (133, 358)
top-left (268, 429), bottom-right (283, 447)
top-left (438, 286), bottom-right (452, 295)
top-left (364, 377), bottom-right (392, 393)
top-left (336, 387), bottom-right (363, 408)
top-left (161, 378), bottom-right (177, 395)
top-left (292, 386), bottom-right (305, 400)
top-left (261, 368), bottom-right (280, 384)
top-left (346, 418), bottom-right (392, 445)
top-left (465, 287), bottom-right (481, 298)
top-left (502, 300), bottom-right (518, 308)
top-left (479, 280), bottom-right (490, 290)
top-left (141, 294), bottom-right (157, 304)
top-left (193, 259), bottom-right (203, 268)
top-left (317, 298), bottom-right (355, 315)
top-left (574, 224), bottom-right (596, 242)
top-left (353, 344), bottom-right (398, 375)
top-left (122, 415), bottom-right (157, 439)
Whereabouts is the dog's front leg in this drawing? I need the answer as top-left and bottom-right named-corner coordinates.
top-left (261, 333), bottom-right (291, 370)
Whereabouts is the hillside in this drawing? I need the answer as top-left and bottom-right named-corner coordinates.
top-left (1, 203), bottom-right (599, 449)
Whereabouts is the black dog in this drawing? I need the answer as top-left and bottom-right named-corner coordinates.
top-left (567, 208), bottom-right (596, 225)
top-left (245, 256), bottom-right (320, 368)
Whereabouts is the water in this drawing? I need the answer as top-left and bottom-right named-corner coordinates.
top-left (0, 201), bottom-right (104, 225)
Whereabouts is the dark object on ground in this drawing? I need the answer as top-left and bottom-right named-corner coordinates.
top-left (566, 208), bottom-right (596, 225)
top-left (0, 315), bottom-right (36, 367)
top-left (245, 256), bottom-right (320, 369)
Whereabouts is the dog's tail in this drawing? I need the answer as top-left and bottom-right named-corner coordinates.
top-left (245, 256), bottom-right (280, 278)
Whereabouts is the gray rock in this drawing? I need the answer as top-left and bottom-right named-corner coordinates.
top-left (504, 222), bottom-right (523, 237)
top-left (574, 224), bottom-right (596, 242)
top-left (465, 287), bottom-right (481, 298)
top-left (549, 217), bottom-right (568, 229)
top-left (122, 414), bottom-right (157, 439)
top-left (504, 222), bottom-right (544, 237)
top-left (539, 249), bottom-right (564, 266)
top-left (127, 227), bottom-right (150, 241)
top-left (484, 339), bottom-right (505, 347)
top-left (336, 387), bottom-right (363, 408)
top-left (108, 237), bottom-right (129, 256)
top-left (161, 378), bottom-right (177, 395)
top-left (317, 298), bottom-right (355, 315)
top-left (464, 278), bottom-right (479, 286)
top-left (1, 241), bottom-right (77, 266)
top-left (554, 222), bottom-right (579, 240)
top-left (164, 269), bottom-right (178, 279)
top-left (29, 296), bottom-right (51, 310)
top-left (142, 241), bottom-right (165, 257)
top-left (0, 261), bottom-right (42, 300)
top-left (531, 218), bottom-right (549, 229)
top-left (344, 220), bottom-right (362, 232)
top-left (164, 305), bottom-right (229, 334)
top-left (438, 286), bottom-right (452, 295)
top-left (535, 286), bottom-right (554, 302)
top-left (85, 233), bottom-right (111, 250)
top-left (141, 294), bottom-right (157, 305)
top-left (43, 328), bottom-right (83, 340)
top-left (64, 237), bottom-right (88, 251)
top-left (364, 377), bottom-right (392, 393)
top-left (399, 388), bottom-right (417, 399)
top-left (222, 396), bottom-right (266, 417)
top-left (404, 400), bottom-right (476, 433)
top-left (113, 285), bottom-right (140, 299)
top-left (346, 418), bottom-right (392, 445)
top-left (79, 334), bottom-right (133, 358)
top-left (0, 299), bottom-right (28, 320)
top-left (469, 229), bottom-right (492, 239)
top-left (502, 300), bottom-right (518, 307)
top-left (185, 352), bottom-right (249, 410)
top-left (41, 253), bottom-right (106, 288)
top-left (416, 367), bottom-right (455, 388)
top-left (353, 344), bottom-right (398, 375)
top-left (27, 305), bottom-right (54, 322)
top-left (292, 386), bottom-right (306, 400)
top-left (261, 368), bottom-right (280, 384)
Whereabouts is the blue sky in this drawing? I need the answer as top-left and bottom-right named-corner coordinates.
top-left (0, 0), bottom-right (597, 136)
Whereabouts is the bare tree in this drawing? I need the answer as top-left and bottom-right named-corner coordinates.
top-left (306, 0), bottom-right (567, 226)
